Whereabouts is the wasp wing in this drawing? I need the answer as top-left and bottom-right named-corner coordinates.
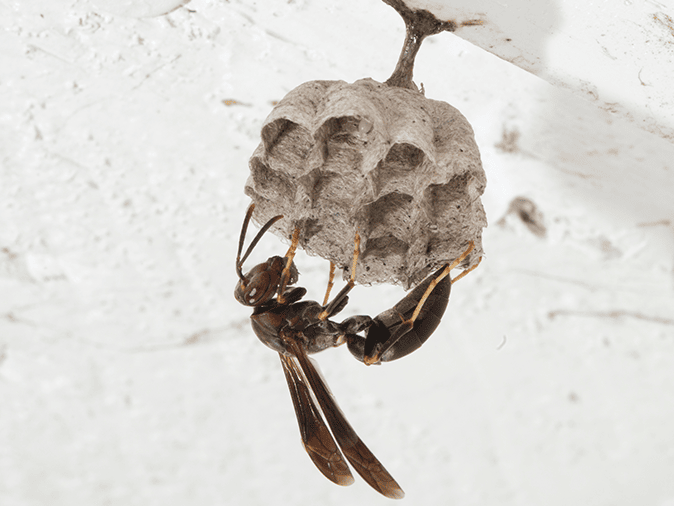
top-left (287, 342), bottom-right (405, 499)
top-left (279, 353), bottom-right (355, 487)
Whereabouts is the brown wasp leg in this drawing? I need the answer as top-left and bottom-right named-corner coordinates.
top-left (277, 227), bottom-right (301, 304)
top-left (322, 262), bottom-right (337, 307)
top-left (403, 241), bottom-right (477, 325)
top-left (404, 241), bottom-right (475, 328)
top-left (450, 255), bottom-right (482, 284)
top-left (319, 232), bottom-right (360, 320)
top-left (363, 241), bottom-right (477, 365)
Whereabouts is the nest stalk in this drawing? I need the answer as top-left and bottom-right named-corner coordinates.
top-left (383, 0), bottom-right (456, 90)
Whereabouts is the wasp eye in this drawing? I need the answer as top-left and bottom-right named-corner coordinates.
top-left (235, 268), bottom-right (277, 307)
top-left (248, 287), bottom-right (258, 304)
top-left (246, 275), bottom-right (270, 304)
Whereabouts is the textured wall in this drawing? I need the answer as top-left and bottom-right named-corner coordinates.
top-left (2, 1), bottom-right (674, 505)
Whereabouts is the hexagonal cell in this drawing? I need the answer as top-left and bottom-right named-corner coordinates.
top-left (364, 192), bottom-right (415, 242)
top-left (370, 143), bottom-right (425, 196)
top-left (249, 157), bottom-right (293, 203)
top-left (261, 119), bottom-right (313, 178)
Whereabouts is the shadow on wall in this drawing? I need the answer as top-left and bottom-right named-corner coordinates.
top-left (526, 83), bottom-right (674, 246)
top-left (405, 0), bottom-right (561, 75)
top-left (413, 0), bottom-right (674, 261)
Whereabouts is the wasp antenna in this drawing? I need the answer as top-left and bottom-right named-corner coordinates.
top-left (236, 204), bottom-right (256, 281)
top-left (236, 205), bottom-right (284, 280)
top-left (240, 214), bottom-right (284, 267)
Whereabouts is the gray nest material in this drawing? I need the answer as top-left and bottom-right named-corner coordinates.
top-left (245, 78), bottom-right (486, 289)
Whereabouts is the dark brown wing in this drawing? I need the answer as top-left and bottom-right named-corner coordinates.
top-left (279, 353), bottom-right (355, 487)
top-left (287, 341), bottom-right (405, 500)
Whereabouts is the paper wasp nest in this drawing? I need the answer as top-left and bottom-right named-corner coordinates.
top-left (245, 78), bottom-right (486, 289)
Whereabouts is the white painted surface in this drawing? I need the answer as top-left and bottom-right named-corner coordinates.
top-left (406, 0), bottom-right (674, 143)
top-left (89, 0), bottom-right (189, 18)
top-left (1, 1), bottom-right (674, 505)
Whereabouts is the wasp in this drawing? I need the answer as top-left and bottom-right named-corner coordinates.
top-left (235, 204), bottom-right (479, 498)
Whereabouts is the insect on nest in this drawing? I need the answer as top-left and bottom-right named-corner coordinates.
top-left (234, 204), bottom-right (480, 498)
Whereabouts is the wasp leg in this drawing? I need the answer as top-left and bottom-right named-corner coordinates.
top-left (402, 241), bottom-right (474, 331)
top-left (322, 262), bottom-right (337, 307)
top-left (277, 227), bottom-right (301, 304)
top-left (319, 232), bottom-right (360, 320)
top-left (347, 241), bottom-right (479, 365)
top-left (450, 256), bottom-right (482, 284)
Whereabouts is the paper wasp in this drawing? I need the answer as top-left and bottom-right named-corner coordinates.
top-left (235, 204), bottom-right (479, 498)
